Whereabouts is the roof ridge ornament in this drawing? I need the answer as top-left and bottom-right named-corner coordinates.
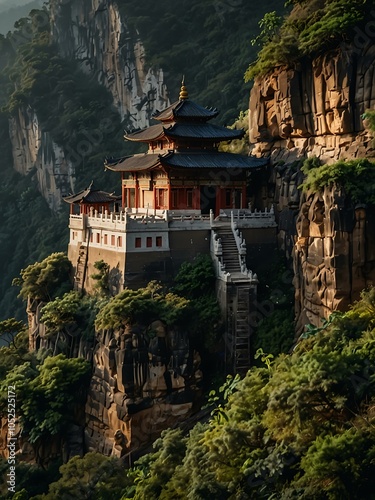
top-left (179, 75), bottom-right (188, 100)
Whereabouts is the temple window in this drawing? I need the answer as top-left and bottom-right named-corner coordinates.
top-left (96, 233), bottom-right (100, 244)
top-left (90, 233), bottom-right (93, 243)
top-left (156, 236), bottom-right (162, 247)
top-left (147, 237), bottom-right (152, 248)
top-left (118, 236), bottom-right (123, 247)
top-left (104, 234), bottom-right (108, 245)
top-left (111, 235), bottom-right (115, 246)
top-left (135, 237), bottom-right (142, 248)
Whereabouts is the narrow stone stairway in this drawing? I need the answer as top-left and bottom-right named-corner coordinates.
top-left (215, 226), bottom-right (241, 273)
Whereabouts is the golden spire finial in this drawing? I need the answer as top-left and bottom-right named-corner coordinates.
top-left (179, 75), bottom-right (188, 100)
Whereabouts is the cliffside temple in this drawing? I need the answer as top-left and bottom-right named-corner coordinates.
top-left (64, 82), bottom-right (277, 375)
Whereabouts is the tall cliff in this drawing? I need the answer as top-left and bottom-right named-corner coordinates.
top-left (9, 107), bottom-right (74, 210)
top-left (49, 0), bottom-right (169, 127)
top-left (249, 44), bottom-right (375, 332)
top-left (8, 0), bottom-right (168, 211)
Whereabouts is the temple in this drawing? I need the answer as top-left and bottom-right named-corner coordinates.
top-left (65, 81), bottom-right (277, 374)
top-left (104, 80), bottom-right (266, 215)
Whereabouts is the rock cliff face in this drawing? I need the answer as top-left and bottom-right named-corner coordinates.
top-left (49, 0), bottom-right (169, 127)
top-left (26, 303), bottom-right (202, 458)
top-left (85, 322), bottom-right (202, 457)
top-left (294, 188), bottom-right (375, 332)
top-left (249, 45), bottom-right (375, 163)
top-left (9, 0), bottom-right (168, 209)
top-left (9, 107), bottom-right (74, 210)
top-left (249, 44), bottom-right (375, 331)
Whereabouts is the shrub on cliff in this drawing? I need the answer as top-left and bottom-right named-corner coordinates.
top-left (0, 353), bottom-right (91, 445)
top-left (123, 288), bottom-right (375, 498)
top-left (12, 252), bottom-right (72, 302)
top-left (300, 157), bottom-right (375, 204)
top-left (246, 0), bottom-right (374, 80)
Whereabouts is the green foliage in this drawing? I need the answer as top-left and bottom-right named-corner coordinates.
top-left (124, 428), bottom-right (188, 500)
top-left (363, 109), bottom-right (375, 136)
top-left (250, 11), bottom-right (282, 47)
top-left (208, 374), bottom-right (241, 424)
top-left (42, 452), bottom-right (131, 500)
top-left (123, 288), bottom-right (375, 498)
top-left (300, 157), bottom-right (375, 204)
top-left (0, 354), bottom-right (91, 443)
top-left (12, 252), bottom-right (72, 302)
top-left (91, 259), bottom-right (110, 296)
top-left (95, 281), bottom-right (190, 331)
top-left (0, 457), bottom-right (61, 499)
top-left (120, 0), bottom-right (285, 125)
top-left (246, 0), bottom-right (374, 80)
top-left (254, 309), bottom-right (295, 356)
top-left (39, 290), bottom-right (99, 341)
top-left (0, 326), bottom-right (30, 379)
top-left (172, 255), bottom-right (222, 348)
top-left (173, 254), bottom-right (216, 298)
top-left (219, 110), bottom-right (250, 155)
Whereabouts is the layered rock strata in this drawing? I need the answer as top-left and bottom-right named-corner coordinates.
top-left (249, 45), bottom-right (375, 162)
top-left (85, 321), bottom-right (202, 457)
top-left (294, 187), bottom-right (375, 333)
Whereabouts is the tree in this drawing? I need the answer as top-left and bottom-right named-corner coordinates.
top-left (42, 452), bottom-right (131, 500)
top-left (0, 354), bottom-right (91, 444)
top-left (12, 252), bottom-right (72, 302)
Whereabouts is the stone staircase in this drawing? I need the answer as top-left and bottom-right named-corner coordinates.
top-left (215, 226), bottom-right (241, 274)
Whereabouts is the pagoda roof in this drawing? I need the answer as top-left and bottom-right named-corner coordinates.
top-left (104, 151), bottom-right (268, 172)
top-left (105, 153), bottom-right (161, 172)
top-left (153, 99), bottom-right (219, 121)
top-left (63, 182), bottom-right (120, 204)
top-left (125, 124), bottom-right (164, 142)
top-left (164, 123), bottom-right (244, 141)
top-left (125, 122), bottom-right (244, 143)
top-left (161, 151), bottom-right (268, 169)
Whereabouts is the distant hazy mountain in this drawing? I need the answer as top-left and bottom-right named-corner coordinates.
top-left (0, 0), bottom-right (43, 34)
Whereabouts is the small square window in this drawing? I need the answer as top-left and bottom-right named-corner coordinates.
top-left (135, 237), bottom-right (142, 248)
top-left (147, 237), bottom-right (152, 247)
top-left (156, 236), bottom-right (162, 247)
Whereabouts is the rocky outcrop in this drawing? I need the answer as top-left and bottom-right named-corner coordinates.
top-left (9, 1), bottom-right (169, 210)
top-left (249, 41), bottom-right (375, 332)
top-left (9, 107), bottom-right (74, 210)
top-left (49, 0), bottom-right (169, 128)
top-left (249, 44), bottom-right (375, 163)
top-left (293, 187), bottom-right (375, 333)
top-left (85, 321), bottom-right (202, 457)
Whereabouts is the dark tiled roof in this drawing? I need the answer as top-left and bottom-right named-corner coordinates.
top-left (153, 99), bottom-right (219, 121)
top-left (63, 186), bottom-right (120, 204)
top-left (125, 124), bottom-right (164, 142)
top-left (160, 151), bottom-right (268, 169)
top-left (164, 123), bottom-right (244, 141)
top-left (105, 153), bottom-right (161, 172)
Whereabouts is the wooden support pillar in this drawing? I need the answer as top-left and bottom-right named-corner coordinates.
top-left (121, 173), bottom-right (126, 208)
top-left (242, 185), bottom-right (247, 209)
